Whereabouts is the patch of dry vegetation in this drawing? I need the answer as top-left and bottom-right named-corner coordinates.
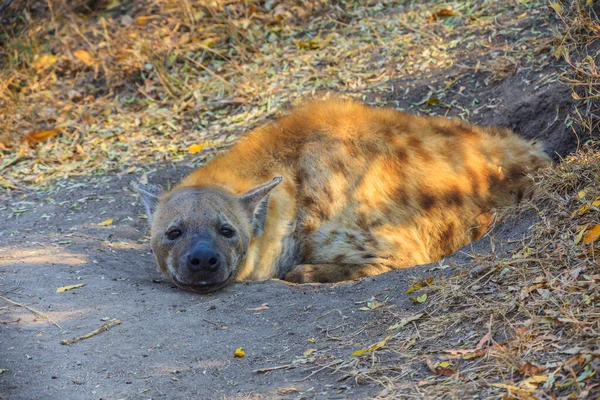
top-left (0, 0), bottom-right (556, 190)
top-left (553, 0), bottom-right (600, 139)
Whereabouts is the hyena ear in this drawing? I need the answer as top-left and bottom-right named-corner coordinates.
top-left (238, 176), bottom-right (283, 236)
top-left (131, 181), bottom-right (163, 221)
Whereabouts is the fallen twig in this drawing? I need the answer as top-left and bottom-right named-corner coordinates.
top-left (253, 364), bottom-right (294, 374)
top-left (0, 295), bottom-right (61, 329)
top-left (61, 319), bottom-right (121, 345)
top-left (296, 360), bottom-right (343, 382)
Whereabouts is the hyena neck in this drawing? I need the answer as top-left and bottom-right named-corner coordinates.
top-left (234, 174), bottom-right (300, 281)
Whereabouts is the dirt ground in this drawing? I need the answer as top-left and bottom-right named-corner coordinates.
top-left (0, 66), bottom-right (579, 400)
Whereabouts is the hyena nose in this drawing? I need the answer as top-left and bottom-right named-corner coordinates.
top-left (187, 246), bottom-right (220, 273)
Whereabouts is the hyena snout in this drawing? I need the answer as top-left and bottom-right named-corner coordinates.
top-left (187, 243), bottom-right (221, 273)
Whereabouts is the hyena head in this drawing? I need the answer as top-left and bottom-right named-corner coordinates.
top-left (133, 177), bottom-right (282, 293)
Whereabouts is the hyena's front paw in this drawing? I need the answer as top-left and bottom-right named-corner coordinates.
top-left (284, 264), bottom-right (319, 284)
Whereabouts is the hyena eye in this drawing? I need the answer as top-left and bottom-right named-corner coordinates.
top-left (166, 229), bottom-right (182, 240)
top-left (219, 227), bottom-right (235, 238)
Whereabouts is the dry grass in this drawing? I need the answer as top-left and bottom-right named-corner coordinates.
top-left (552, 1), bottom-right (600, 139)
top-left (0, 0), bottom-right (557, 190)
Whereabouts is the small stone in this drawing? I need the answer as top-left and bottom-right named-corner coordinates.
top-left (68, 90), bottom-right (83, 102)
top-left (120, 15), bottom-right (133, 26)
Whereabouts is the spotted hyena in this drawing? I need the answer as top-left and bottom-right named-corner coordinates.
top-left (134, 98), bottom-right (550, 293)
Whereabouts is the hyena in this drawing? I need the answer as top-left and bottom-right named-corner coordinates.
top-left (134, 98), bottom-right (550, 293)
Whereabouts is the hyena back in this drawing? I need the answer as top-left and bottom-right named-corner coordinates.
top-left (135, 98), bottom-right (550, 292)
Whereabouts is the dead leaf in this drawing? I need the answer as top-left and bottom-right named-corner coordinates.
top-left (445, 346), bottom-right (495, 360)
top-left (425, 97), bottom-right (441, 107)
top-left (409, 293), bottom-right (428, 303)
top-left (462, 351), bottom-right (479, 360)
top-left (512, 246), bottom-right (533, 259)
top-left (549, 2), bottom-right (562, 13)
top-left (426, 357), bottom-right (461, 377)
top-left (0, 369), bottom-right (8, 374)
top-left (476, 332), bottom-right (491, 349)
top-left (201, 37), bottom-right (219, 48)
top-left (583, 224), bottom-right (600, 244)
top-left (23, 128), bottom-right (61, 143)
top-left (520, 362), bottom-right (547, 377)
top-left (443, 341), bottom-right (505, 360)
top-left (35, 54), bottom-right (57, 70)
top-left (572, 198), bottom-right (600, 217)
top-left (443, 349), bottom-right (474, 359)
top-left (491, 383), bottom-right (536, 395)
top-left (303, 348), bottom-right (317, 356)
top-left (74, 49), bottom-right (95, 66)
top-left (368, 335), bottom-right (391, 352)
top-left (359, 295), bottom-right (386, 310)
top-left (351, 348), bottom-right (367, 357)
top-left (188, 144), bottom-right (204, 154)
top-left (137, 16), bottom-right (152, 25)
top-left (574, 204), bottom-right (590, 217)
top-left (97, 218), bottom-right (114, 226)
top-left (352, 335), bottom-right (391, 356)
top-left (520, 374), bottom-right (548, 389)
top-left (296, 34), bottom-right (333, 50)
top-left (429, 8), bottom-right (455, 23)
top-left (389, 313), bottom-right (424, 331)
top-left (406, 277), bottom-right (434, 294)
top-left (234, 347), bottom-right (245, 358)
top-left (56, 284), bottom-right (85, 293)
top-left (247, 303), bottom-right (269, 311)
top-left (574, 227), bottom-right (586, 245)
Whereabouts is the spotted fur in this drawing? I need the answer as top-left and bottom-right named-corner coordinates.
top-left (138, 98), bottom-right (550, 290)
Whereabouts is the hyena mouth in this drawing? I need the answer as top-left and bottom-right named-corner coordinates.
top-left (172, 272), bottom-right (233, 293)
